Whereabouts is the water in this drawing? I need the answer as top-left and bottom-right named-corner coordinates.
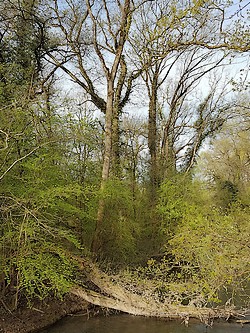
top-left (40, 313), bottom-right (250, 333)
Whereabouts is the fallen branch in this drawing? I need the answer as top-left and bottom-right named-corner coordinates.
top-left (71, 258), bottom-right (241, 322)
top-left (236, 320), bottom-right (250, 325)
top-left (70, 285), bottom-right (239, 321)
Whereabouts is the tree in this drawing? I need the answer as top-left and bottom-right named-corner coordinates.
top-left (121, 115), bottom-right (148, 193)
top-left (46, 0), bottom-right (141, 253)
top-left (0, 0), bottom-right (85, 308)
top-left (0, 0), bottom-right (53, 181)
top-left (1, 0), bottom-right (250, 317)
top-left (128, 0), bottom-right (250, 203)
top-left (197, 120), bottom-right (250, 209)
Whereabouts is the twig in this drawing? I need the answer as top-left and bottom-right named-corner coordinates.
top-left (0, 299), bottom-right (12, 314)
top-left (0, 141), bottom-right (55, 181)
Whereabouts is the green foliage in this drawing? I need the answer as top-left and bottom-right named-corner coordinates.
top-left (151, 174), bottom-right (250, 306)
top-left (18, 252), bottom-right (75, 301)
top-left (168, 204), bottom-right (250, 306)
top-left (97, 179), bottom-right (140, 264)
top-left (196, 125), bottom-right (250, 210)
top-left (1, 0), bottom-right (250, 313)
top-left (0, 195), bottom-right (82, 307)
top-left (0, 94), bottom-right (98, 308)
top-left (158, 174), bottom-right (208, 237)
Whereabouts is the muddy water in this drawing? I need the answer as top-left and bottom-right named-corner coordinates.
top-left (40, 313), bottom-right (249, 333)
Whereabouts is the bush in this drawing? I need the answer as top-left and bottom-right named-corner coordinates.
top-left (0, 195), bottom-right (81, 308)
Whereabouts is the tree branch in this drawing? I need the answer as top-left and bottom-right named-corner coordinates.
top-left (0, 142), bottom-right (53, 182)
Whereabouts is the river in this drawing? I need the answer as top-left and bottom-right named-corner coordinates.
top-left (40, 313), bottom-right (249, 333)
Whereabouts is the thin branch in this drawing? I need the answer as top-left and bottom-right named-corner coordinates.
top-left (0, 142), bottom-right (52, 182)
top-left (46, 52), bottom-right (106, 112)
top-left (86, 0), bottom-right (110, 78)
top-left (0, 130), bottom-right (9, 151)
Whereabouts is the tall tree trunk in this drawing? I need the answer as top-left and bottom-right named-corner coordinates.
top-left (112, 104), bottom-right (121, 178)
top-left (111, 56), bottom-right (128, 178)
top-left (88, 0), bottom-right (131, 254)
top-left (91, 82), bottom-right (114, 253)
top-left (148, 84), bottom-right (158, 204)
top-left (160, 124), bottom-right (176, 180)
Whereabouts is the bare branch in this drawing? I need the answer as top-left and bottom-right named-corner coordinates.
top-left (86, 0), bottom-right (110, 78)
top-left (46, 52), bottom-right (106, 112)
top-left (0, 130), bottom-right (9, 151)
top-left (0, 142), bottom-right (53, 182)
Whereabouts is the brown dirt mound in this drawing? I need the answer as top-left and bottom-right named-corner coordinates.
top-left (0, 295), bottom-right (89, 333)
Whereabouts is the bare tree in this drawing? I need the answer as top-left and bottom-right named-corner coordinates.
top-left (46, 0), bottom-right (136, 252)
top-left (129, 0), bottom-right (250, 198)
top-left (159, 49), bottom-right (232, 176)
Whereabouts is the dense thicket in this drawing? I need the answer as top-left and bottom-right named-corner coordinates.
top-left (0, 0), bottom-right (249, 312)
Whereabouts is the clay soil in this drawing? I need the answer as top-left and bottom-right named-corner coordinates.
top-left (0, 295), bottom-right (89, 333)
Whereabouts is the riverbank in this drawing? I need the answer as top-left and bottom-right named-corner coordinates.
top-left (39, 312), bottom-right (250, 333)
top-left (0, 295), bottom-right (89, 333)
top-left (1, 290), bottom-right (249, 333)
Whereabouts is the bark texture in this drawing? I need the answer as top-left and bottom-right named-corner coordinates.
top-left (71, 259), bottom-right (241, 324)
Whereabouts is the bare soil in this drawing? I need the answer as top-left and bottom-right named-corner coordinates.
top-left (0, 295), bottom-right (89, 333)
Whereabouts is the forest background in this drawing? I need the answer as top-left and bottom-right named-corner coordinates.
top-left (0, 0), bottom-right (249, 312)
